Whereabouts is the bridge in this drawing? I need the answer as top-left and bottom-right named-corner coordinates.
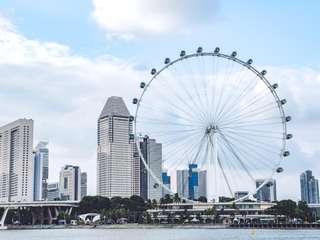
top-left (0, 201), bottom-right (79, 228)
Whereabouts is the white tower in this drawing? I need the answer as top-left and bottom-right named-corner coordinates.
top-left (97, 96), bottom-right (140, 198)
top-left (0, 119), bottom-right (34, 202)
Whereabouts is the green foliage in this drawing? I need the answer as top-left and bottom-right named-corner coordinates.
top-left (198, 196), bottom-right (207, 202)
top-left (218, 196), bottom-right (235, 202)
top-left (267, 200), bottom-right (313, 222)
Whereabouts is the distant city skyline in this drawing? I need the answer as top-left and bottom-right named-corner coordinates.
top-left (0, 1), bottom-right (319, 200)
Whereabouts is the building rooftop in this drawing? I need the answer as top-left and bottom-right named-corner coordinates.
top-left (99, 96), bottom-right (130, 118)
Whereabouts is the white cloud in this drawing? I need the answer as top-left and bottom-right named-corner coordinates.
top-left (0, 14), bottom-right (144, 195)
top-left (91, 0), bottom-right (218, 39)
top-left (0, 13), bottom-right (320, 200)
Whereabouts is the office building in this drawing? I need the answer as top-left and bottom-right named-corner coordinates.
top-left (177, 164), bottom-right (207, 200)
top-left (139, 136), bottom-right (162, 201)
top-left (0, 119), bottom-right (34, 202)
top-left (162, 171), bottom-right (171, 197)
top-left (33, 141), bottom-right (49, 201)
top-left (255, 179), bottom-right (277, 202)
top-left (47, 182), bottom-right (59, 201)
top-left (300, 170), bottom-right (319, 204)
top-left (59, 165), bottom-right (81, 201)
top-left (97, 96), bottom-right (140, 198)
top-left (81, 172), bottom-right (87, 199)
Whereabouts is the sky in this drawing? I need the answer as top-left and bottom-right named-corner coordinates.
top-left (0, 0), bottom-right (319, 199)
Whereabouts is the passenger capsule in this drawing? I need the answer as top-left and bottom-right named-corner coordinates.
top-left (129, 134), bottom-right (135, 140)
top-left (164, 58), bottom-right (170, 64)
top-left (132, 98), bottom-right (138, 104)
top-left (214, 47), bottom-right (220, 54)
top-left (231, 51), bottom-right (237, 57)
top-left (261, 70), bottom-right (267, 76)
top-left (283, 151), bottom-right (290, 157)
top-left (129, 116), bottom-right (134, 122)
top-left (197, 47), bottom-right (203, 53)
top-left (151, 68), bottom-right (157, 75)
top-left (153, 183), bottom-right (159, 189)
top-left (285, 116), bottom-right (291, 122)
top-left (276, 167), bottom-right (284, 173)
top-left (180, 50), bottom-right (186, 57)
top-left (247, 59), bottom-right (253, 65)
top-left (272, 83), bottom-right (278, 89)
top-left (280, 99), bottom-right (287, 105)
top-left (286, 133), bottom-right (293, 139)
top-left (140, 82), bottom-right (146, 88)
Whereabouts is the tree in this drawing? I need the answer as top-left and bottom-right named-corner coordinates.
top-left (198, 196), bottom-right (207, 203)
top-left (173, 193), bottom-right (181, 203)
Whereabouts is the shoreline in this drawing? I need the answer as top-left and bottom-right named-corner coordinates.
top-left (3, 224), bottom-right (320, 231)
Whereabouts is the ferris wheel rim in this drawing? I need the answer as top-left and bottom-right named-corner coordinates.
top-left (133, 48), bottom-right (290, 202)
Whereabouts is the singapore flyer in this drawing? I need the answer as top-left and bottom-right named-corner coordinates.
top-left (133, 47), bottom-right (292, 202)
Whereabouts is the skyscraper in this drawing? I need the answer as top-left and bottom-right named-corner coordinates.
top-left (162, 171), bottom-right (171, 197)
top-left (255, 179), bottom-right (277, 202)
top-left (47, 182), bottom-right (59, 201)
top-left (177, 169), bottom-right (189, 199)
top-left (0, 119), bottom-right (34, 202)
top-left (139, 136), bottom-right (162, 201)
top-left (97, 96), bottom-right (140, 198)
top-left (177, 164), bottom-right (207, 200)
top-left (59, 165), bottom-right (81, 201)
top-left (300, 170), bottom-right (319, 204)
top-left (33, 141), bottom-right (49, 201)
top-left (81, 172), bottom-right (87, 199)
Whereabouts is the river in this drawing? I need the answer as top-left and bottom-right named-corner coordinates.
top-left (0, 228), bottom-right (320, 240)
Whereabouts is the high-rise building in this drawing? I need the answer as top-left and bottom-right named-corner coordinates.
top-left (177, 169), bottom-right (189, 199)
top-left (255, 179), bottom-right (277, 202)
top-left (33, 142), bottom-right (49, 201)
top-left (139, 136), bottom-right (162, 201)
top-left (47, 182), bottom-right (59, 201)
top-left (177, 164), bottom-right (207, 200)
top-left (0, 119), bottom-right (34, 202)
top-left (300, 170), bottom-right (319, 204)
top-left (59, 165), bottom-right (81, 201)
top-left (81, 172), bottom-right (87, 199)
top-left (162, 171), bottom-right (171, 197)
top-left (97, 96), bottom-right (140, 198)
top-left (198, 170), bottom-right (207, 199)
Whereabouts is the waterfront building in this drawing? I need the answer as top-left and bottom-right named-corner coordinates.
top-left (47, 182), bottom-right (59, 201)
top-left (97, 96), bottom-right (140, 198)
top-left (255, 179), bottom-right (277, 202)
top-left (162, 171), bottom-right (171, 197)
top-left (234, 191), bottom-right (249, 200)
top-left (139, 136), bottom-right (162, 201)
top-left (0, 119), bottom-right (34, 202)
top-left (300, 170), bottom-right (319, 204)
top-left (81, 172), bottom-right (87, 199)
top-left (59, 165), bottom-right (81, 201)
top-left (33, 142), bottom-right (49, 201)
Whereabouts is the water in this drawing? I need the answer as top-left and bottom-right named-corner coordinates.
top-left (0, 228), bottom-right (320, 240)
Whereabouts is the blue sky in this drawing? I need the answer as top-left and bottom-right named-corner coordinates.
top-left (0, 0), bottom-right (319, 198)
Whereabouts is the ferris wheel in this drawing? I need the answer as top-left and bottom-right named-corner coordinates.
top-left (133, 47), bottom-right (292, 202)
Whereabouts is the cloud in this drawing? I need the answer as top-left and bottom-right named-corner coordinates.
top-left (0, 14), bottom-right (144, 195)
top-left (0, 13), bottom-right (319, 200)
top-left (90, 0), bottom-right (218, 39)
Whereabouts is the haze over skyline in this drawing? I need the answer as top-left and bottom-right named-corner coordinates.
top-left (0, 0), bottom-right (319, 199)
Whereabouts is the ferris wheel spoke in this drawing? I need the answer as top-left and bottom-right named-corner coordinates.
top-left (183, 58), bottom-right (211, 122)
top-left (217, 129), bottom-right (255, 182)
top-left (216, 73), bottom-right (261, 123)
top-left (157, 70), bottom-right (209, 123)
top-left (218, 87), bottom-right (272, 124)
top-left (219, 103), bottom-right (279, 126)
top-left (168, 65), bottom-right (209, 123)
